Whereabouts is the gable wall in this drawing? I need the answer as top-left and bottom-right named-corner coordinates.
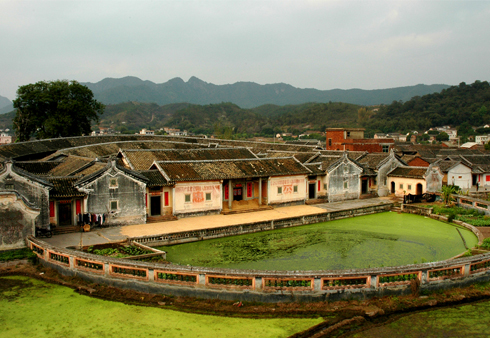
top-left (327, 162), bottom-right (362, 202)
top-left (448, 164), bottom-right (472, 190)
top-left (377, 156), bottom-right (403, 197)
top-left (0, 169), bottom-right (49, 227)
top-left (84, 171), bottom-right (146, 225)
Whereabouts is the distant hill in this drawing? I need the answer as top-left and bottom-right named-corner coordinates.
top-left (82, 76), bottom-right (450, 108)
top-left (0, 96), bottom-right (12, 114)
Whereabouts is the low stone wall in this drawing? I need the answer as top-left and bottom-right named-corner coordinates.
top-left (28, 235), bottom-right (490, 302)
top-left (26, 203), bottom-right (490, 302)
top-left (456, 195), bottom-right (490, 215)
top-left (402, 204), bottom-right (433, 216)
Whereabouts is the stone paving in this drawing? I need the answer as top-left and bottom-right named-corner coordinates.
top-left (43, 197), bottom-right (393, 249)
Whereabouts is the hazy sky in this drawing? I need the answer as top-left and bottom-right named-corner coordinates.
top-left (1, 0), bottom-right (489, 100)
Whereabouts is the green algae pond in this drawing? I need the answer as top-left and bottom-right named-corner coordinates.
top-left (0, 276), bottom-right (322, 338)
top-left (156, 212), bottom-right (478, 271)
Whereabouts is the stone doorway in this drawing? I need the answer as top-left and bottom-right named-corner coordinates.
top-left (58, 203), bottom-right (72, 226)
top-left (151, 196), bottom-right (161, 216)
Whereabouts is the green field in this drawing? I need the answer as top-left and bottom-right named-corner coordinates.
top-left (0, 276), bottom-right (322, 338)
top-left (156, 212), bottom-right (478, 270)
top-left (351, 300), bottom-right (490, 337)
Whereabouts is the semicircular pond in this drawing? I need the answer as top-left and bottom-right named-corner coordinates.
top-left (155, 212), bottom-right (478, 271)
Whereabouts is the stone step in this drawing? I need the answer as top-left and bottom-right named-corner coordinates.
top-left (147, 215), bottom-right (178, 223)
top-left (52, 226), bottom-right (82, 235)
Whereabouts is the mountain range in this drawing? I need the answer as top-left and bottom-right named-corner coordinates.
top-left (0, 77), bottom-right (450, 113)
top-left (81, 76), bottom-right (450, 108)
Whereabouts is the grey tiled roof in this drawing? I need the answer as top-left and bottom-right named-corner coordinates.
top-left (156, 157), bottom-right (311, 182)
top-left (48, 177), bottom-right (85, 198)
top-left (387, 167), bottom-right (427, 179)
top-left (120, 147), bottom-right (257, 170)
top-left (139, 170), bottom-right (171, 187)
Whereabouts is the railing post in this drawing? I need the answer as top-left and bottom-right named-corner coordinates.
top-left (421, 270), bottom-right (428, 284)
top-left (370, 275), bottom-right (377, 289)
top-left (199, 274), bottom-right (206, 285)
top-left (314, 277), bottom-right (322, 291)
top-left (255, 276), bottom-right (262, 290)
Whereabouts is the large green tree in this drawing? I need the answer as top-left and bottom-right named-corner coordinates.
top-left (13, 80), bottom-right (104, 142)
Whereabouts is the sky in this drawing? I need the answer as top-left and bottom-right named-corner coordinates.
top-left (1, 0), bottom-right (490, 101)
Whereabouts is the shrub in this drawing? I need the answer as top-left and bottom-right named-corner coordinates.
top-left (480, 238), bottom-right (490, 250)
top-left (0, 248), bottom-right (37, 262)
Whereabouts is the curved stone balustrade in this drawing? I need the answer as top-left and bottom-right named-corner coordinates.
top-left (27, 223), bottom-right (490, 302)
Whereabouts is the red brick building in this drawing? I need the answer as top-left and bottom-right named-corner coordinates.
top-left (325, 128), bottom-right (394, 153)
top-left (406, 156), bottom-right (431, 167)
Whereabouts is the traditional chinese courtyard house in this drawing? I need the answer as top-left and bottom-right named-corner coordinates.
top-left (151, 157), bottom-right (311, 217)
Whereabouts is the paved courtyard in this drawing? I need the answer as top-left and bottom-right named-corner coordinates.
top-left (44, 197), bottom-right (393, 248)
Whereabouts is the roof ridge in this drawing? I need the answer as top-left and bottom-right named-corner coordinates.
top-left (156, 157), bottom-right (297, 164)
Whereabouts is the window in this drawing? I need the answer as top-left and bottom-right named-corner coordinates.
top-left (110, 200), bottom-right (118, 211)
top-left (346, 131), bottom-right (351, 138)
top-left (382, 145), bottom-right (389, 153)
top-left (408, 184), bottom-right (412, 190)
top-left (185, 194), bottom-right (191, 203)
top-left (206, 192), bottom-right (211, 201)
top-left (294, 185), bottom-right (298, 193)
top-left (278, 187), bottom-right (282, 195)
top-left (328, 138), bottom-right (332, 146)
top-left (5, 184), bottom-right (13, 189)
top-left (323, 183), bottom-right (327, 190)
top-left (399, 183), bottom-right (403, 189)
top-left (384, 178), bottom-right (387, 186)
top-left (109, 178), bottom-right (118, 188)
top-left (344, 181), bottom-right (348, 189)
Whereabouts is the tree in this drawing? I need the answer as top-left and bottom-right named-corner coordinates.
top-left (436, 132), bottom-right (449, 142)
top-left (13, 80), bottom-right (104, 141)
top-left (441, 185), bottom-right (460, 206)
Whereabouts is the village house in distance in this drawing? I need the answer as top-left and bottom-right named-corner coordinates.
top-left (0, 130), bottom-right (489, 250)
top-left (325, 128), bottom-right (394, 153)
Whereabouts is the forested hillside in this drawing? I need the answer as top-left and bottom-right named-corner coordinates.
top-left (364, 81), bottom-right (490, 133)
top-left (100, 102), bottom-right (191, 133)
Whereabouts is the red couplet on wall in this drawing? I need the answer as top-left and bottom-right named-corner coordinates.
top-left (49, 201), bottom-right (55, 217)
top-left (164, 191), bottom-right (169, 206)
top-left (247, 182), bottom-right (253, 198)
top-left (224, 184), bottom-right (229, 200)
top-left (76, 200), bottom-right (81, 214)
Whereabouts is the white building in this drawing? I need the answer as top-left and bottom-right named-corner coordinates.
top-left (140, 128), bottom-right (154, 135)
